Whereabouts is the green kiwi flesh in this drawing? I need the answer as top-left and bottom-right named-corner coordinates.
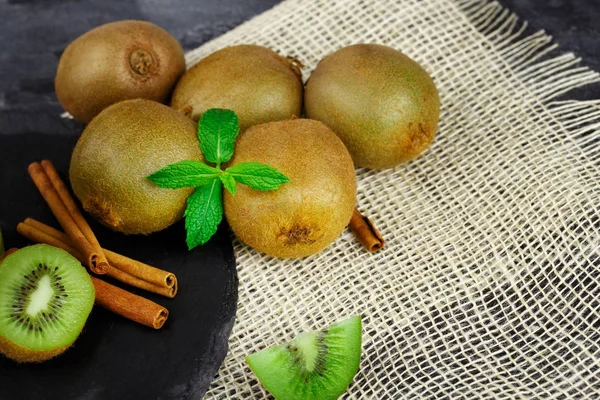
top-left (223, 119), bottom-right (356, 258)
top-left (246, 315), bottom-right (362, 400)
top-left (0, 244), bottom-right (95, 363)
top-left (171, 45), bottom-right (303, 132)
top-left (55, 20), bottom-right (186, 123)
top-left (69, 99), bottom-right (204, 235)
top-left (305, 43), bottom-right (441, 169)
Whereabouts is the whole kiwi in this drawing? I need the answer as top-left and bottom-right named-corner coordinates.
top-left (171, 45), bottom-right (303, 132)
top-left (55, 20), bottom-right (186, 123)
top-left (69, 99), bottom-right (204, 235)
top-left (224, 119), bottom-right (356, 258)
top-left (305, 43), bottom-right (440, 169)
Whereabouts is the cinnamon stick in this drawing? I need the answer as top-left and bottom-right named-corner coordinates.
top-left (92, 277), bottom-right (169, 329)
top-left (105, 250), bottom-right (176, 289)
top-left (108, 267), bottom-right (177, 298)
top-left (349, 208), bottom-right (385, 252)
top-left (17, 221), bottom-right (177, 298)
top-left (27, 162), bottom-right (109, 274)
top-left (40, 160), bottom-right (109, 270)
top-left (23, 218), bottom-right (176, 289)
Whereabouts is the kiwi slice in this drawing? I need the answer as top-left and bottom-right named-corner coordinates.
top-left (0, 244), bottom-right (95, 363)
top-left (246, 315), bottom-right (362, 400)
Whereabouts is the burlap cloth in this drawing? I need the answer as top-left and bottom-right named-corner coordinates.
top-left (186, 0), bottom-right (600, 398)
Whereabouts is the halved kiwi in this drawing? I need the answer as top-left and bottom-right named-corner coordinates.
top-left (246, 315), bottom-right (362, 400)
top-left (0, 244), bottom-right (95, 363)
top-left (0, 228), bottom-right (4, 259)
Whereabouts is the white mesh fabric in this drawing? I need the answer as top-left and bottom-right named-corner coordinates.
top-left (184, 0), bottom-right (600, 398)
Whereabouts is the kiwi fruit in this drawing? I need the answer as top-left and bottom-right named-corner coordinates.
top-left (55, 20), bottom-right (186, 123)
top-left (305, 43), bottom-right (440, 169)
top-left (171, 45), bottom-right (303, 132)
top-left (224, 119), bottom-right (356, 258)
top-left (0, 244), bottom-right (95, 363)
top-left (0, 228), bottom-right (4, 259)
top-left (246, 315), bottom-right (362, 400)
top-left (69, 99), bottom-right (204, 235)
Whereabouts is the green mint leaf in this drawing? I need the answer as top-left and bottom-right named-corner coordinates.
top-left (198, 109), bottom-right (239, 166)
top-left (147, 160), bottom-right (220, 189)
top-left (219, 171), bottom-right (237, 196)
top-left (184, 179), bottom-right (223, 250)
top-left (226, 162), bottom-right (290, 191)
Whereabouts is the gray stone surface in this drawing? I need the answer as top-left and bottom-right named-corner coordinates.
top-left (501, 0), bottom-right (600, 100)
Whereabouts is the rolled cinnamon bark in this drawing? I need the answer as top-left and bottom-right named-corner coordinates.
top-left (349, 208), bottom-right (385, 252)
top-left (92, 277), bottom-right (169, 330)
top-left (17, 221), bottom-right (177, 298)
top-left (40, 160), bottom-right (110, 273)
top-left (27, 162), bottom-right (109, 274)
top-left (105, 250), bottom-right (176, 289)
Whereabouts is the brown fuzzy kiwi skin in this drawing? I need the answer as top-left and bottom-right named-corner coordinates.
top-left (69, 99), bottom-right (204, 235)
top-left (55, 20), bottom-right (186, 123)
top-left (224, 119), bottom-right (356, 258)
top-left (171, 45), bottom-right (303, 132)
top-left (304, 43), bottom-right (441, 169)
top-left (0, 335), bottom-right (71, 363)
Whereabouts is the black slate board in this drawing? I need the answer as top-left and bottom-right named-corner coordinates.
top-left (0, 133), bottom-right (238, 399)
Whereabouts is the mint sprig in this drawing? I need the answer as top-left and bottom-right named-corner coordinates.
top-left (148, 160), bottom-right (220, 188)
top-left (226, 162), bottom-right (291, 191)
top-left (184, 179), bottom-right (222, 250)
top-left (219, 171), bottom-right (237, 195)
top-left (148, 108), bottom-right (290, 250)
top-left (199, 109), bottom-right (239, 168)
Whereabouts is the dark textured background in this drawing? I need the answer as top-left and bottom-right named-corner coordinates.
top-left (0, 0), bottom-right (599, 134)
top-left (501, 0), bottom-right (600, 100)
top-left (0, 0), bottom-right (599, 399)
